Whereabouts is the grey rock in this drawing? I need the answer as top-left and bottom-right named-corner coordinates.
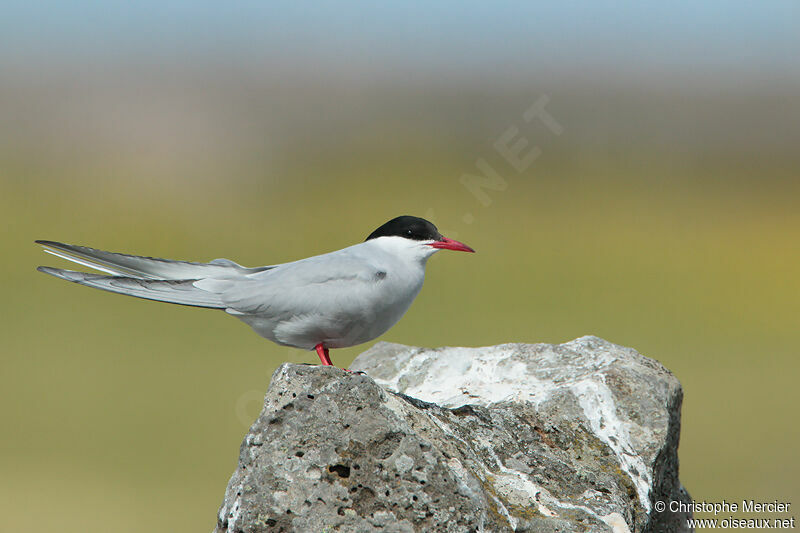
top-left (215, 336), bottom-right (691, 532)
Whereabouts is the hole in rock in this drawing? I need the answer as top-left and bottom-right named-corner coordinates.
top-left (328, 464), bottom-right (351, 478)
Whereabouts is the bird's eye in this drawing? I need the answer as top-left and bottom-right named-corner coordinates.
top-left (406, 230), bottom-right (413, 235)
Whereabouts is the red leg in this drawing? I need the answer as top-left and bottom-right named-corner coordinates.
top-left (315, 343), bottom-right (333, 366)
top-left (314, 343), bottom-right (363, 373)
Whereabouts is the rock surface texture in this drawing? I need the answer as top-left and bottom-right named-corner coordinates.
top-left (215, 336), bottom-right (691, 532)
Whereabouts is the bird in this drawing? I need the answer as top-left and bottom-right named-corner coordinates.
top-left (36, 215), bottom-right (474, 368)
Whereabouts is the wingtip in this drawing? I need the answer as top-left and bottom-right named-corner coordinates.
top-left (37, 265), bottom-right (80, 282)
top-left (37, 265), bottom-right (60, 276)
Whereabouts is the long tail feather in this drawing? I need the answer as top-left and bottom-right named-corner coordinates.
top-left (37, 266), bottom-right (226, 309)
top-left (35, 240), bottom-right (268, 280)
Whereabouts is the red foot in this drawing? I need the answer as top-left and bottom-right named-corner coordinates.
top-left (315, 343), bottom-right (333, 366)
top-left (314, 343), bottom-right (364, 373)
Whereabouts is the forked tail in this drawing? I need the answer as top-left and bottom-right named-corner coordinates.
top-left (34, 240), bottom-right (266, 308)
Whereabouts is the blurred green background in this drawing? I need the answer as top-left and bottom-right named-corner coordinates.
top-left (2, 2), bottom-right (798, 531)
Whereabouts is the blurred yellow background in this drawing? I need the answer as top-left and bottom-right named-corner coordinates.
top-left (2, 3), bottom-right (798, 531)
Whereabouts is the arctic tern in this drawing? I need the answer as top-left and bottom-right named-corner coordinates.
top-left (36, 216), bottom-right (474, 368)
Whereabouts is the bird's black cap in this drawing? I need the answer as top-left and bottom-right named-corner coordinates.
top-left (366, 216), bottom-right (443, 242)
